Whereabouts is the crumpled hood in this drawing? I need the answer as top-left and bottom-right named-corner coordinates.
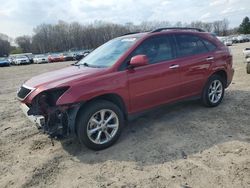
top-left (24, 65), bottom-right (108, 89)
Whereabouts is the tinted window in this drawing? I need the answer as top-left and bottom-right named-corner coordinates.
top-left (131, 35), bottom-right (175, 64)
top-left (175, 34), bottom-right (209, 57)
top-left (202, 39), bottom-right (217, 51)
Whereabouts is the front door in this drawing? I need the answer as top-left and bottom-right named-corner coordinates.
top-left (126, 35), bottom-right (181, 113)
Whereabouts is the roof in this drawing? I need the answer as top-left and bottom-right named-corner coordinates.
top-left (121, 27), bottom-right (207, 38)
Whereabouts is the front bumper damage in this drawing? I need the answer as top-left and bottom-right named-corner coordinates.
top-left (20, 102), bottom-right (80, 137)
top-left (17, 85), bottom-right (81, 137)
top-left (20, 103), bottom-right (45, 128)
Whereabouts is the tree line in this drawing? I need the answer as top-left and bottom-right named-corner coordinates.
top-left (0, 17), bottom-right (250, 56)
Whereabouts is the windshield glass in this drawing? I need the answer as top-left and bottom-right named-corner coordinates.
top-left (16, 56), bottom-right (27, 59)
top-left (35, 55), bottom-right (46, 58)
top-left (77, 37), bottom-right (139, 67)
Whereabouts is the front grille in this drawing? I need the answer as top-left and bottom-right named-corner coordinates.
top-left (17, 86), bottom-right (32, 99)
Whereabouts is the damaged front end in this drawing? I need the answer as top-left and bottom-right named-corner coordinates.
top-left (18, 86), bottom-right (80, 137)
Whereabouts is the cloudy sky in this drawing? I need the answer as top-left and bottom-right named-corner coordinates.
top-left (0, 0), bottom-right (249, 38)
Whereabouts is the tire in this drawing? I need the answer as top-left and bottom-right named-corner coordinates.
top-left (76, 100), bottom-right (124, 150)
top-left (247, 63), bottom-right (250, 74)
top-left (202, 74), bottom-right (225, 107)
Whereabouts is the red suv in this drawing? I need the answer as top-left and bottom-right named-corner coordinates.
top-left (17, 28), bottom-right (234, 150)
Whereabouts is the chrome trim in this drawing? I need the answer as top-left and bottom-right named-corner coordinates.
top-left (169, 64), bottom-right (180, 69)
top-left (17, 84), bottom-right (36, 101)
top-left (206, 57), bottom-right (214, 61)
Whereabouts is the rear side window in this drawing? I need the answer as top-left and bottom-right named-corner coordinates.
top-left (132, 35), bottom-right (175, 64)
top-left (202, 39), bottom-right (217, 51)
top-left (175, 34), bottom-right (209, 57)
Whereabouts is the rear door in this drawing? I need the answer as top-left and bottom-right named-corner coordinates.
top-left (174, 34), bottom-right (216, 98)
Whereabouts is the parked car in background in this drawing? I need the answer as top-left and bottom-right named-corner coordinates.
top-left (8, 57), bottom-right (15, 65)
top-left (237, 35), bottom-right (248, 43)
top-left (48, 54), bottom-right (64, 63)
top-left (217, 36), bottom-right (225, 43)
top-left (232, 36), bottom-right (239, 43)
top-left (243, 48), bottom-right (250, 58)
top-left (0, 57), bottom-right (10, 67)
top-left (26, 54), bottom-right (34, 64)
top-left (74, 50), bottom-right (91, 61)
top-left (62, 52), bottom-right (74, 61)
top-left (33, 54), bottom-right (49, 64)
top-left (243, 35), bottom-right (250, 42)
top-left (13, 55), bottom-right (30, 65)
top-left (224, 39), bottom-right (233, 46)
top-left (17, 27), bottom-right (234, 150)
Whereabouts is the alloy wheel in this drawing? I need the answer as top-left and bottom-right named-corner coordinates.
top-left (86, 109), bottom-right (119, 144)
top-left (208, 80), bottom-right (223, 104)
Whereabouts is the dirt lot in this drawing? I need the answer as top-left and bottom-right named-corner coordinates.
top-left (0, 43), bottom-right (250, 188)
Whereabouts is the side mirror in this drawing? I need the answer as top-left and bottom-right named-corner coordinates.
top-left (129, 55), bottom-right (149, 68)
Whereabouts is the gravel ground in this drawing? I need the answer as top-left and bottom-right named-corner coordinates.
top-left (0, 43), bottom-right (250, 188)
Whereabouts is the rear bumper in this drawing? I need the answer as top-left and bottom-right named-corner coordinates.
top-left (20, 103), bottom-right (45, 128)
top-left (227, 68), bottom-right (234, 87)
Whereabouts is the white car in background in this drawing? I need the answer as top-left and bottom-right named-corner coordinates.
top-left (243, 48), bottom-right (250, 58)
top-left (224, 39), bottom-right (233, 46)
top-left (13, 55), bottom-right (30, 65)
top-left (33, 54), bottom-right (48, 64)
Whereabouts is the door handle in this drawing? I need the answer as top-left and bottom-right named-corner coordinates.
top-left (206, 57), bottom-right (214, 61)
top-left (169, 64), bottom-right (180, 69)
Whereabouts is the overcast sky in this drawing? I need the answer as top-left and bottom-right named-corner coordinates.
top-left (0, 0), bottom-right (249, 38)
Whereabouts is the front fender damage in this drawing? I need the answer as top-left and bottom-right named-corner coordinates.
top-left (24, 92), bottom-right (81, 138)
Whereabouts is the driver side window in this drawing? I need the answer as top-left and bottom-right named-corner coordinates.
top-left (132, 35), bottom-right (175, 64)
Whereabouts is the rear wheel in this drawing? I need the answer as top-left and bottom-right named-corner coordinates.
top-left (247, 63), bottom-right (250, 74)
top-left (202, 75), bottom-right (225, 107)
top-left (76, 100), bottom-right (124, 150)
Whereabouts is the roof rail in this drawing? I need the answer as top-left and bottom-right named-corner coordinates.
top-left (122, 31), bottom-right (141, 36)
top-left (151, 27), bottom-right (205, 33)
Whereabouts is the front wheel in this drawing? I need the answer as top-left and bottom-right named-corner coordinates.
top-left (202, 75), bottom-right (225, 107)
top-left (76, 100), bottom-right (124, 150)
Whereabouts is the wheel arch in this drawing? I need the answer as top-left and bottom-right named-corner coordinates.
top-left (211, 69), bottom-right (227, 87)
top-left (74, 93), bottom-right (128, 133)
top-left (87, 93), bottom-right (128, 117)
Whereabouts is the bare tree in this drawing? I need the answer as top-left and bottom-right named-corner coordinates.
top-left (14, 19), bottom-right (232, 54)
top-left (0, 38), bottom-right (11, 56)
top-left (15, 35), bottom-right (32, 53)
top-left (212, 19), bottom-right (229, 36)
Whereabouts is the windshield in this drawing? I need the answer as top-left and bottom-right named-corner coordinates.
top-left (77, 37), bottom-right (139, 67)
top-left (35, 55), bottom-right (46, 58)
top-left (16, 56), bottom-right (27, 59)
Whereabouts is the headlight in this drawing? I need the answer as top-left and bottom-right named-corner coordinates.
top-left (35, 86), bottom-right (69, 107)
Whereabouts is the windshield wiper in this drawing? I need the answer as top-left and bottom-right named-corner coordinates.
top-left (73, 62), bottom-right (105, 68)
top-left (83, 62), bottom-right (89, 67)
top-left (71, 62), bottom-right (80, 66)
top-left (82, 62), bottom-right (105, 68)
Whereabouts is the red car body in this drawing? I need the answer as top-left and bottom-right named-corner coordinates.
top-left (48, 54), bottom-right (64, 63)
top-left (17, 28), bottom-right (234, 148)
top-left (22, 31), bottom-right (233, 112)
